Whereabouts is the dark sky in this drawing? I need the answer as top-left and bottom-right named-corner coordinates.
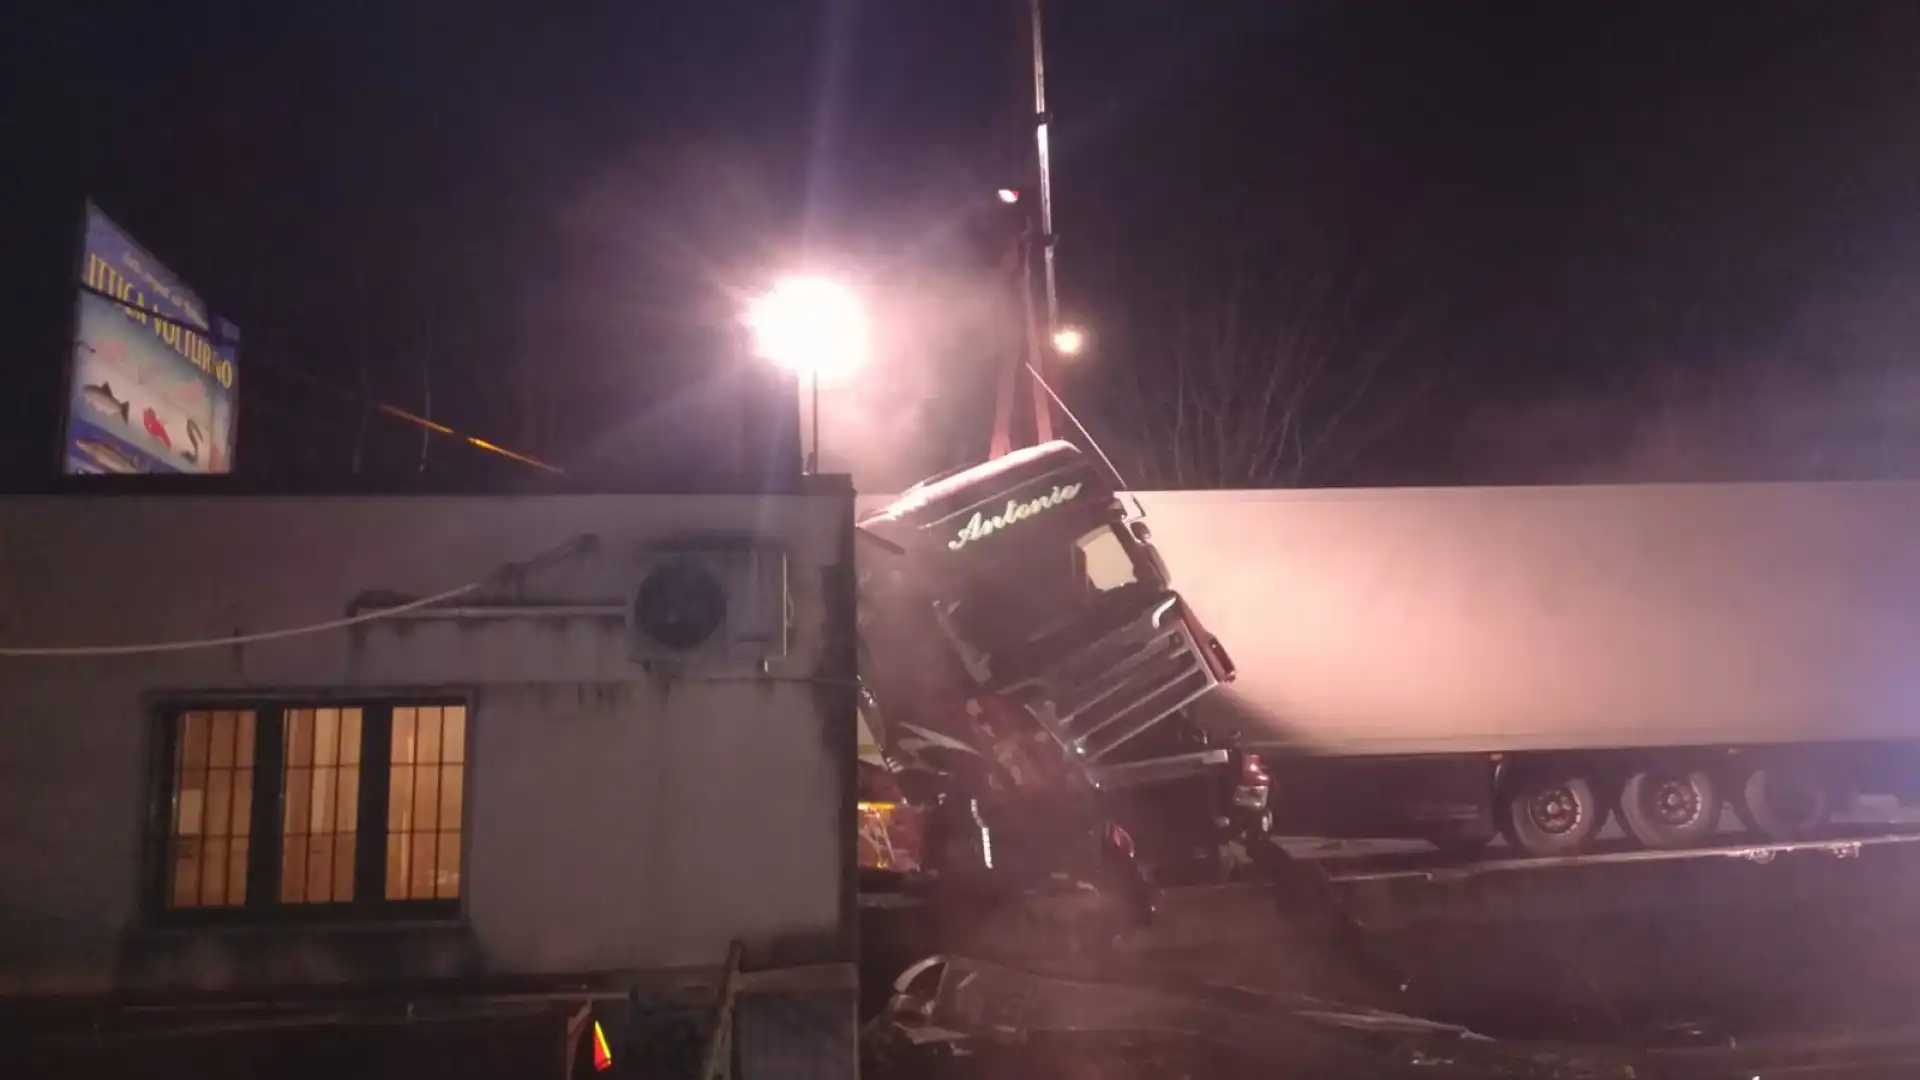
top-left (6, 2), bottom-right (1920, 488)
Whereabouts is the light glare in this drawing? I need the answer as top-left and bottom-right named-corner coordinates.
top-left (997, 188), bottom-right (1021, 204)
top-left (1052, 325), bottom-right (1086, 356)
top-left (745, 276), bottom-right (869, 382)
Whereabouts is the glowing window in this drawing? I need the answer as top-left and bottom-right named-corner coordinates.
top-left (386, 705), bottom-right (467, 901)
top-left (154, 700), bottom-right (468, 917)
top-left (165, 710), bottom-right (256, 909)
top-left (280, 707), bottom-right (363, 904)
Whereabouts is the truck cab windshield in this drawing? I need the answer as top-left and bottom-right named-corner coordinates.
top-left (945, 523), bottom-right (1161, 658)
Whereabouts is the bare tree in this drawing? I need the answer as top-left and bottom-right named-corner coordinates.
top-left (1083, 240), bottom-right (1446, 490)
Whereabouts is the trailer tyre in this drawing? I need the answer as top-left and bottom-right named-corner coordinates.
top-left (1617, 766), bottom-right (1722, 849)
top-left (1735, 765), bottom-right (1833, 841)
top-left (1498, 770), bottom-right (1607, 856)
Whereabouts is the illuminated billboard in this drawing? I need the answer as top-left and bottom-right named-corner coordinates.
top-left (63, 204), bottom-right (239, 475)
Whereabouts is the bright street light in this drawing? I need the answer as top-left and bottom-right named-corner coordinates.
top-left (997, 188), bottom-right (1021, 205)
top-left (1051, 325), bottom-right (1087, 357)
top-left (745, 275), bottom-right (869, 384)
top-left (745, 275), bottom-right (869, 474)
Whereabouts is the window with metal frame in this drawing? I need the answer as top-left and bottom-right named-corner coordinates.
top-left (153, 699), bottom-right (469, 919)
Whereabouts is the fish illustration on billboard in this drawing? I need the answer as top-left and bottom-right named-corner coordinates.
top-left (81, 382), bottom-right (131, 425)
top-left (141, 407), bottom-right (172, 450)
top-left (73, 438), bottom-right (144, 474)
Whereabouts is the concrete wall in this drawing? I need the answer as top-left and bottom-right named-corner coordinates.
top-left (0, 489), bottom-right (857, 1000)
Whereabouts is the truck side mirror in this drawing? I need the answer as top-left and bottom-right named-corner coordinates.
top-left (1129, 521), bottom-right (1170, 584)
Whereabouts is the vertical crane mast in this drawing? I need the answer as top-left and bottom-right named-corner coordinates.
top-left (1025, 0), bottom-right (1062, 347)
top-left (989, 0), bottom-right (1062, 460)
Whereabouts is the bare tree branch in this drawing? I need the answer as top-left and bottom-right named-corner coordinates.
top-left (1084, 232), bottom-right (1450, 489)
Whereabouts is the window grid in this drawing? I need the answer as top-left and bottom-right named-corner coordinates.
top-left (167, 710), bottom-right (256, 909)
top-left (387, 705), bottom-right (466, 901)
top-left (280, 707), bottom-right (363, 904)
top-left (156, 700), bottom-right (468, 918)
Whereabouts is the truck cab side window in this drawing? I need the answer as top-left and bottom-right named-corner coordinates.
top-left (1077, 527), bottom-right (1139, 595)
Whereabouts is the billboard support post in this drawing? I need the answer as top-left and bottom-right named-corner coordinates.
top-left (55, 200), bottom-right (93, 478)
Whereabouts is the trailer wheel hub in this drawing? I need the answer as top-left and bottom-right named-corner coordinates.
top-left (1652, 778), bottom-right (1704, 826)
top-left (1527, 788), bottom-right (1583, 834)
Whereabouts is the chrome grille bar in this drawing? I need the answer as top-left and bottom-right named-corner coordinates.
top-left (1003, 593), bottom-right (1224, 768)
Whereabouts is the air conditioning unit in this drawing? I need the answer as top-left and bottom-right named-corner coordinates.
top-left (627, 540), bottom-right (790, 663)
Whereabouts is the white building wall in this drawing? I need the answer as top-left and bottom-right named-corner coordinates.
top-left (0, 490), bottom-right (857, 998)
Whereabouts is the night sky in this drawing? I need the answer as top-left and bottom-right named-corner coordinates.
top-left (6, 2), bottom-right (1920, 490)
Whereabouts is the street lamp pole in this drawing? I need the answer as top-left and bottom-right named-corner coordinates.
top-left (744, 275), bottom-right (867, 476)
top-left (806, 369), bottom-right (820, 475)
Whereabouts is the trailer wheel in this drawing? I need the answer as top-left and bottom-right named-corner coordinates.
top-left (1734, 764), bottom-right (1833, 841)
top-left (1617, 766), bottom-right (1722, 849)
top-left (1498, 771), bottom-right (1607, 856)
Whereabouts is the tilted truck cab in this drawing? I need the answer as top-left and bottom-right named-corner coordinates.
top-left (853, 442), bottom-right (1257, 893)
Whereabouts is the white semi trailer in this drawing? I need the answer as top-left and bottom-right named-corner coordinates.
top-left (1133, 481), bottom-right (1920, 856)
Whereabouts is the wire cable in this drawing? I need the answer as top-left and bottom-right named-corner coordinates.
top-left (75, 282), bottom-right (562, 474)
top-left (1024, 361), bottom-right (1148, 519)
top-left (0, 581), bottom-right (484, 658)
top-left (0, 535), bottom-right (599, 659)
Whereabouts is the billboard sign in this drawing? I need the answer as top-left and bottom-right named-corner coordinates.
top-left (64, 204), bottom-right (239, 475)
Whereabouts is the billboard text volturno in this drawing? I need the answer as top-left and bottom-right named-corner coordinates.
top-left (64, 205), bottom-right (239, 475)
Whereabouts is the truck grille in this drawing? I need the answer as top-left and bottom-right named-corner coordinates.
top-left (999, 594), bottom-right (1221, 768)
